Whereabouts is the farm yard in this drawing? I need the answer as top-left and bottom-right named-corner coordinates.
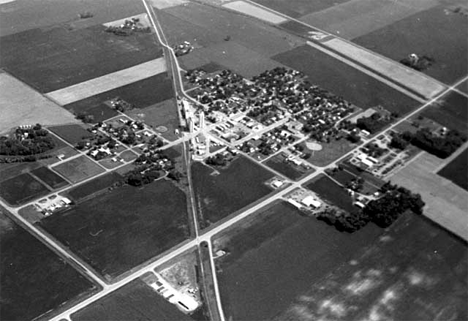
top-left (39, 180), bottom-right (189, 279)
top-left (191, 156), bottom-right (275, 228)
top-left (438, 148), bottom-right (468, 191)
top-left (273, 45), bottom-right (420, 114)
top-left (52, 156), bottom-right (105, 184)
top-left (0, 208), bottom-right (97, 321)
top-left (0, 24), bottom-right (162, 93)
top-left (353, 4), bottom-right (468, 85)
top-left (0, 73), bottom-right (78, 133)
top-left (214, 201), bottom-right (382, 321)
top-left (0, 173), bottom-right (50, 206)
top-left (421, 91), bottom-right (468, 135)
top-left (71, 278), bottom-right (191, 321)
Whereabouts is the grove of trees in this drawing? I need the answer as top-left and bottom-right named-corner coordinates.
top-left (0, 124), bottom-right (55, 156)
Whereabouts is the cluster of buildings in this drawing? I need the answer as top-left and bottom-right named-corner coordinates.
top-left (34, 195), bottom-right (72, 216)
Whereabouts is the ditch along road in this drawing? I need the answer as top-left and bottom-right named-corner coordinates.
top-left (46, 69), bottom-right (468, 321)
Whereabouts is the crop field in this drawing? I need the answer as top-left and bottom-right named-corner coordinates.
top-left (457, 79), bottom-right (468, 95)
top-left (391, 152), bottom-right (468, 240)
top-left (125, 98), bottom-right (179, 141)
top-left (421, 91), bottom-right (468, 135)
top-left (438, 148), bottom-right (468, 191)
top-left (215, 201), bottom-right (382, 321)
top-left (0, 173), bottom-right (50, 206)
top-left (31, 166), bottom-right (69, 189)
top-left (0, 24), bottom-right (162, 93)
top-left (64, 73), bottom-right (174, 116)
top-left (192, 156), bottom-right (275, 227)
top-left (0, 161), bottom-right (42, 183)
top-left (71, 278), bottom-right (192, 321)
top-left (39, 180), bottom-right (189, 279)
top-left (180, 41), bottom-right (284, 79)
top-left (0, 0), bottom-right (146, 37)
top-left (265, 154), bottom-right (313, 180)
top-left (299, 0), bottom-right (439, 40)
top-left (52, 156), bottom-right (105, 184)
top-left (49, 124), bottom-right (93, 145)
top-left (273, 45), bottom-right (420, 114)
top-left (0, 208), bottom-right (97, 321)
top-left (277, 213), bottom-right (468, 321)
top-left (0, 72), bottom-right (79, 133)
top-left (163, 2), bottom-right (304, 58)
top-left (66, 172), bottom-right (123, 203)
top-left (251, 0), bottom-right (352, 18)
top-left (305, 174), bottom-right (355, 212)
top-left (353, 4), bottom-right (468, 84)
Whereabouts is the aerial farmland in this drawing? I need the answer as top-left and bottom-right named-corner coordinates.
top-left (0, 0), bottom-right (466, 320)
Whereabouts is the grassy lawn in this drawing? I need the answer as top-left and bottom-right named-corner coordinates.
top-left (52, 155), bottom-right (105, 184)
top-left (0, 173), bottom-right (50, 206)
top-left (214, 200), bottom-right (382, 321)
top-left (0, 25), bottom-right (162, 93)
top-left (192, 156), bottom-right (275, 228)
top-left (1, 208), bottom-right (97, 321)
top-left (273, 44), bottom-right (421, 114)
top-left (39, 180), bottom-right (189, 279)
top-left (353, 4), bottom-right (468, 85)
top-left (438, 147), bottom-right (468, 191)
top-left (71, 278), bottom-right (191, 321)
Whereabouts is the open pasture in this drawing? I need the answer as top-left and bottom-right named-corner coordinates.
top-left (421, 91), bottom-right (468, 135)
top-left (39, 180), bottom-right (189, 279)
top-left (0, 173), bottom-right (50, 206)
top-left (71, 278), bottom-right (191, 321)
top-left (0, 73), bottom-right (78, 134)
top-left (1, 24), bottom-right (162, 93)
top-left (0, 208), bottom-right (97, 321)
top-left (215, 201), bottom-right (382, 321)
top-left (353, 4), bottom-right (468, 85)
top-left (192, 156), bottom-right (275, 228)
top-left (305, 174), bottom-right (355, 212)
top-left (273, 45), bottom-right (420, 114)
top-left (438, 147), bottom-right (468, 191)
top-left (49, 124), bottom-right (93, 145)
top-left (64, 73), bottom-right (174, 116)
top-left (52, 156), bottom-right (105, 184)
top-left (31, 166), bottom-right (69, 189)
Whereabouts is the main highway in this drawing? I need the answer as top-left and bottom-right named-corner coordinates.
top-left (1, 1), bottom-right (466, 320)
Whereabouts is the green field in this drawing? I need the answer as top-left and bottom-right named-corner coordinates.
top-left (252, 0), bottom-right (351, 18)
top-left (52, 156), bottom-right (105, 184)
top-left (66, 172), bottom-right (123, 202)
top-left (0, 173), bottom-right (50, 206)
top-left (305, 174), bottom-right (355, 212)
top-left (215, 201), bottom-right (382, 320)
top-left (31, 166), bottom-right (69, 189)
top-left (1, 208), bottom-right (97, 321)
top-left (39, 180), bottom-right (189, 279)
top-left (49, 124), bottom-right (93, 145)
top-left (438, 148), bottom-right (468, 191)
top-left (192, 156), bottom-right (275, 228)
top-left (265, 154), bottom-right (313, 180)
